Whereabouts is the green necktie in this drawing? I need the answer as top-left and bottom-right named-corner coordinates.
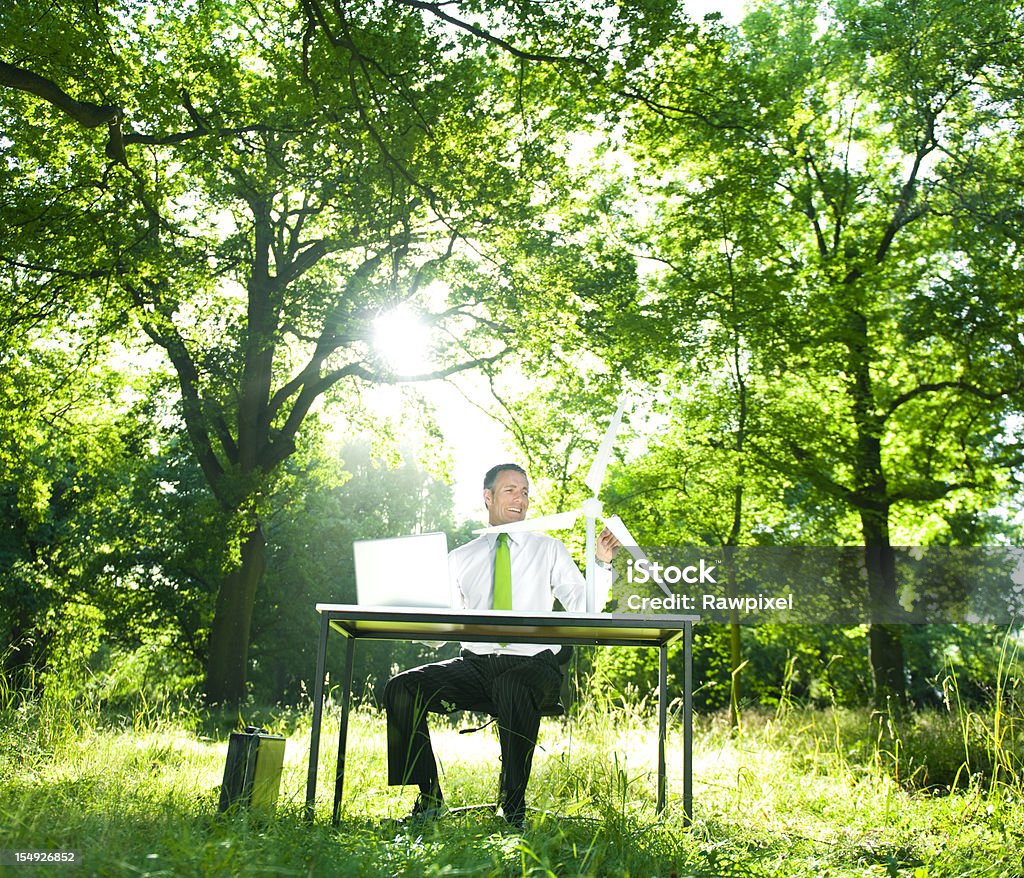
top-left (492, 533), bottom-right (512, 611)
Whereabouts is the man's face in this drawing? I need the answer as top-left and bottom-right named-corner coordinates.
top-left (484, 469), bottom-right (530, 526)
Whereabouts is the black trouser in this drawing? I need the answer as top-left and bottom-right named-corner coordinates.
top-left (383, 649), bottom-right (562, 816)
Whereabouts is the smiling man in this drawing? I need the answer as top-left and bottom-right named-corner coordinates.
top-left (382, 463), bottom-right (620, 827)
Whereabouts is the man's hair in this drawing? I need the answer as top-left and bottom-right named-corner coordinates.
top-left (483, 463), bottom-right (527, 492)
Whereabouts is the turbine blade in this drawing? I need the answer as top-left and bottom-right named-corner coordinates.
top-left (602, 514), bottom-right (673, 598)
top-left (584, 397), bottom-right (628, 495)
top-left (473, 508), bottom-right (583, 534)
top-left (601, 514), bottom-right (640, 548)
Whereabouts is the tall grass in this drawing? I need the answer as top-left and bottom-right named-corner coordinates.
top-left (1, 653), bottom-right (1023, 877)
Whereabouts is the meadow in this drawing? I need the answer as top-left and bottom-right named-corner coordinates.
top-left (2, 679), bottom-right (1023, 878)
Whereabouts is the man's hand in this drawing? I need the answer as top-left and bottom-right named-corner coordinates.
top-left (596, 527), bottom-right (622, 564)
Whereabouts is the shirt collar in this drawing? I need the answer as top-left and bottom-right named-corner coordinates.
top-left (486, 529), bottom-right (523, 547)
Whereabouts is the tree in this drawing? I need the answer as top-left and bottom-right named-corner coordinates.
top-left (0, 336), bottom-right (182, 693)
top-left (1, 0), bottom-right (688, 703)
top-left (626, 0), bottom-right (1024, 705)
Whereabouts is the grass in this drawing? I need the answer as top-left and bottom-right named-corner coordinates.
top-left (1, 689), bottom-right (1024, 877)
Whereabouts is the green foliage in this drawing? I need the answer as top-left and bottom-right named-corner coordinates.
top-left (0, 334), bottom-right (200, 693)
top-left (4, 0), bottom-right (705, 703)
top-left (3, 0), bottom-right (1024, 715)
top-left (582, 0), bottom-right (1024, 705)
top-left (587, 623), bottom-right (1019, 716)
top-left (250, 438), bottom-right (465, 705)
top-left (624, 0), bottom-right (1024, 531)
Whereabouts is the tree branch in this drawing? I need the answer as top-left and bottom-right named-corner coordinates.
top-left (396, 0), bottom-right (584, 64)
top-left (262, 348), bottom-right (510, 471)
top-left (890, 479), bottom-right (971, 504)
top-left (885, 379), bottom-right (1014, 417)
top-left (121, 280), bottom-right (235, 500)
top-left (871, 114), bottom-right (938, 267)
top-left (264, 248), bottom-right (388, 427)
top-left (0, 59), bottom-right (118, 128)
top-left (788, 440), bottom-right (855, 502)
top-left (0, 59), bottom-right (128, 165)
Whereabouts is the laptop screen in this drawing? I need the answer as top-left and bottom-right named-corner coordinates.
top-left (353, 532), bottom-right (451, 608)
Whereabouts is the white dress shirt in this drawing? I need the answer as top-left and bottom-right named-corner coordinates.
top-left (449, 531), bottom-right (612, 656)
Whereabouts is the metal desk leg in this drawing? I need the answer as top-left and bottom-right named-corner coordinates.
top-left (657, 643), bottom-right (667, 813)
top-left (683, 620), bottom-right (693, 826)
top-left (331, 636), bottom-right (356, 826)
top-left (305, 614), bottom-right (332, 822)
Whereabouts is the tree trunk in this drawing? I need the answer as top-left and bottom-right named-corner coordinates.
top-left (728, 607), bottom-right (742, 729)
top-left (727, 346), bottom-right (746, 731)
top-left (846, 307), bottom-right (907, 710)
top-left (725, 542), bottom-right (742, 731)
top-left (867, 620), bottom-right (906, 708)
top-left (860, 512), bottom-right (907, 710)
top-left (204, 525), bottom-right (267, 704)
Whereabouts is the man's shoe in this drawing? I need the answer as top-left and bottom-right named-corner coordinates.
top-left (499, 803), bottom-right (525, 829)
top-left (406, 792), bottom-right (445, 822)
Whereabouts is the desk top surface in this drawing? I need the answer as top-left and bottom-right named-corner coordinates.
top-left (315, 604), bottom-right (697, 647)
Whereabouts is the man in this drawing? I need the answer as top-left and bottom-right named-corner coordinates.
top-left (383, 463), bottom-right (620, 826)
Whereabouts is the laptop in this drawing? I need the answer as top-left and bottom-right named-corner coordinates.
top-left (353, 532), bottom-right (451, 608)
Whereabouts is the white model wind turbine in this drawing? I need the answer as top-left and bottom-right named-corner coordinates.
top-left (474, 397), bottom-right (670, 612)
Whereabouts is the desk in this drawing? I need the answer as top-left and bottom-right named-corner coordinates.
top-left (304, 605), bottom-right (697, 825)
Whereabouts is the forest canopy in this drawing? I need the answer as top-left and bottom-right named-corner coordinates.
top-left (2, 0), bottom-right (1022, 709)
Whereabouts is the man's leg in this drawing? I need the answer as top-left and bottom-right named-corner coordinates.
top-left (383, 656), bottom-right (487, 798)
top-left (490, 652), bottom-right (562, 824)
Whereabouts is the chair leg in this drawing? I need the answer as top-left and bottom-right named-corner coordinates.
top-left (497, 724), bottom-right (508, 804)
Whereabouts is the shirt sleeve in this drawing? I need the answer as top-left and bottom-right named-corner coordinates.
top-left (594, 563), bottom-right (613, 612)
top-left (548, 541), bottom-right (581, 612)
top-left (550, 541), bottom-right (615, 613)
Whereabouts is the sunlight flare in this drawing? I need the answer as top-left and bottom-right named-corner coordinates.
top-left (373, 305), bottom-right (433, 376)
